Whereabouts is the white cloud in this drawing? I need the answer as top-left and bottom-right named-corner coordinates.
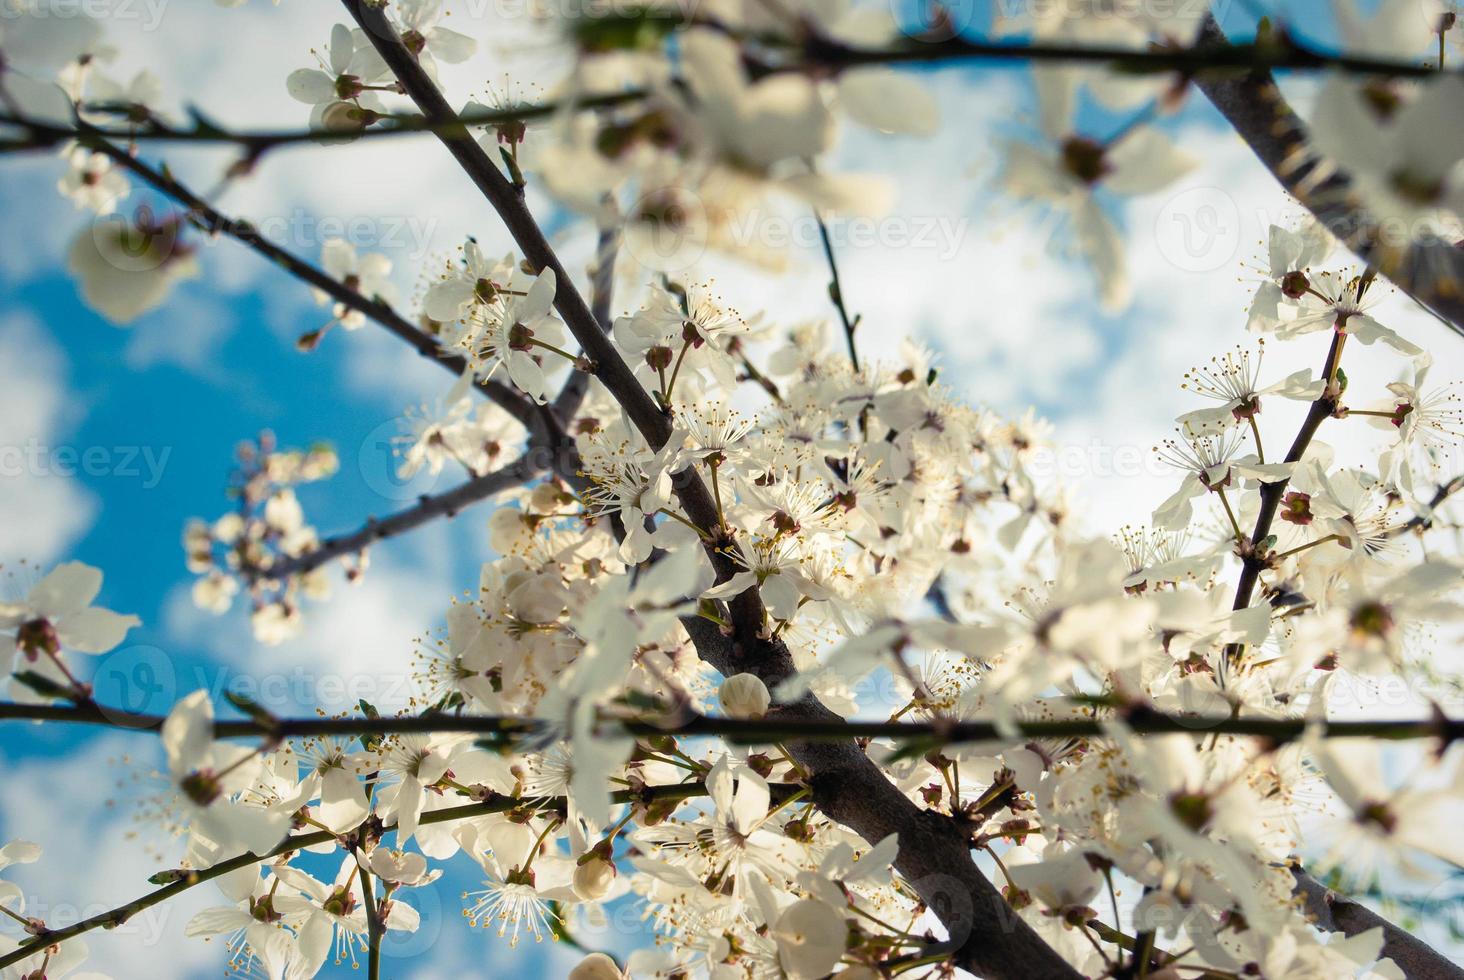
top-left (0, 313), bottom-right (98, 565)
top-left (1060, 121), bottom-right (1464, 534)
top-left (122, 291), bottom-right (236, 376)
top-left (0, 155), bottom-right (77, 285)
top-left (163, 529), bottom-right (466, 717)
top-left (0, 734), bottom-right (220, 980)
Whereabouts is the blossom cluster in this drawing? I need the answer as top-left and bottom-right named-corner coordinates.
top-left (1, 0), bottom-right (1463, 979)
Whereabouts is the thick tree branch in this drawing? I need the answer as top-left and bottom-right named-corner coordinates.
top-left (10, 689), bottom-right (1461, 975)
top-left (338, 10), bottom-right (1080, 974)
top-left (342, 0), bottom-right (778, 656)
top-left (1293, 867), bottom-right (1464, 979)
top-left (1193, 15), bottom-right (1464, 336)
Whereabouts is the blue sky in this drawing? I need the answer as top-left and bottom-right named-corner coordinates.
top-left (2, 0), bottom-right (1462, 977)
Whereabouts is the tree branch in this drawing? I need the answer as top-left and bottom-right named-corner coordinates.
top-left (0, 783), bottom-right (732, 970)
top-left (797, 31), bottom-right (1451, 78)
top-left (0, 28), bottom-right (1445, 160)
top-left (71, 127), bottom-right (540, 431)
top-left (551, 223), bottom-right (618, 423)
top-left (1293, 867), bottom-right (1464, 980)
top-left (6, 699), bottom-right (1458, 753)
top-left (1227, 332), bottom-right (1342, 650)
top-left (243, 455), bottom-right (544, 583)
top-left (1193, 15), bottom-right (1464, 336)
top-left (323, 12), bottom-right (1453, 974)
top-left (342, 0), bottom-right (775, 650)
top-left (0, 92), bottom-right (647, 157)
top-left (815, 210), bottom-right (861, 372)
top-left (1392, 473), bottom-right (1464, 537)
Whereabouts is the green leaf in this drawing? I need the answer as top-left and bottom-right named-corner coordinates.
top-left (224, 690), bottom-right (276, 726)
top-left (11, 670), bottom-right (77, 702)
top-left (147, 869), bottom-right (188, 885)
top-left (358, 699), bottom-right (384, 752)
top-left (885, 736), bottom-right (948, 764)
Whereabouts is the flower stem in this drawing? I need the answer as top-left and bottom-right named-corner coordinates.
top-left (1216, 485), bottom-right (1245, 544)
top-left (707, 459), bottom-right (727, 529)
top-left (356, 858), bottom-right (382, 980)
top-left (528, 338), bottom-right (581, 364)
top-left (1271, 533), bottom-right (1341, 560)
top-left (663, 339), bottom-right (693, 404)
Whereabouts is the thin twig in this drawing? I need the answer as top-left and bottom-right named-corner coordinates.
top-left (1226, 332), bottom-right (1342, 651)
top-left (0, 783), bottom-right (737, 970)
top-left (551, 223), bottom-right (619, 422)
top-left (69, 125), bottom-right (539, 431)
top-left (244, 456), bottom-right (543, 583)
top-left (341, 0), bottom-right (776, 645)
top-left (4, 699), bottom-right (1460, 745)
top-left (1391, 474), bottom-right (1464, 537)
top-left (797, 32), bottom-right (1451, 78)
top-left (0, 92), bottom-right (647, 157)
top-left (815, 210), bottom-right (860, 372)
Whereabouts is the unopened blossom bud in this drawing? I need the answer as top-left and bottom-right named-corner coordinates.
top-left (645, 345), bottom-right (674, 371)
top-left (568, 952), bottom-right (623, 980)
top-left (213, 512), bottom-right (245, 543)
top-left (719, 673), bottom-right (771, 720)
top-left (573, 852), bottom-right (617, 901)
top-left (320, 101), bottom-right (368, 133)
